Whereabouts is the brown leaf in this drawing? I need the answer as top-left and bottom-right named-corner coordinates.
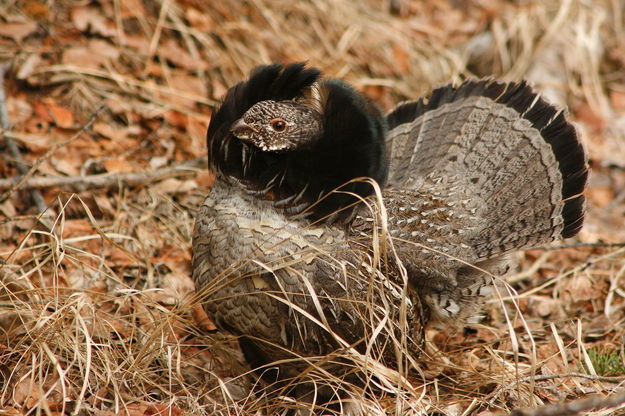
top-left (159, 39), bottom-right (209, 70)
top-left (392, 44), bottom-right (410, 75)
top-left (93, 122), bottom-right (140, 143)
top-left (89, 39), bottom-right (120, 60)
top-left (211, 80), bottom-right (227, 99)
top-left (163, 110), bottom-right (188, 128)
top-left (33, 101), bottom-right (53, 123)
top-left (167, 71), bottom-right (207, 107)
top-left (16, 53), bottom-right (42, 80)
top-left (20, 125), bottom-right (51, 149)
top-left (13, 377), bottom-right (42, 408)
top-left (587, 314), bottom-right (623, 333)
top-left (102, 158), bottom-right (134, 173)
top-left (573, 100), bottom-right (606, 132)
top-left (145, 404), bottom-right (184, 416)
top-left (118, 403), bottom-right (148, 416)
top-left (7, 95), bottom-right (33, 125)
top-left (53, 155), bottom-right (81, 176)
top-left (195, 171), bottom-right (215, 189)
top-left (0, 407), bottom-right (22, 416)
top-left (71, 6), bottom-right (116, 37)
top-left (152, 178), bottom-right (196, 194)
top-left (124, 34), bottom-right (150, 52)
top-left (531, 296), bottom-right (562, 318)
top-left (119, 0), bottom-right (147, 18)
top-left (23, 1), bottom-right (50, 20)
top-left (610, 90), bottom-right (625, 111)
top-left (587, 185), bottom-right (614, 207)
top-left (560, 274), bottom-right (605, 303)
top-left (92, 194), bottom-right (116, 217)
top-left (62, 39), bottom-right (119, 70)
top-left (185, 7), bottom-right (215, 31)
top-left (0, 21), bottom-right (38, 42)
top-left (106, 246), bottom-right (135, 267)
top-left (192, 303), bottom-right (217, 331)
top-left (93, 122), bottom-right (126, 141)
top-left (46, 102), bottom-right (74, 128)
top-left (60, 219), bottom-right (93, 239)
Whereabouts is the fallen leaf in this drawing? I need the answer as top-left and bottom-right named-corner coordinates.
top-left (211, 80), bottom-right (227, 99)
top-left (16, 53), bottom-right (42, 80)
top-left (587, 313), bottom-right (623, 333)
top-left (23, 1), bottom-right (50, 20)
top-left (92, 310), bottom-right (131, 339)
top-left (392, 44), bottom-right (410, 75)
top-left (102, 158), bottom-right (134, 173)
top-left (475, 411), bottom-right (507, 416)
top-left (54, 158), bottom-right (80, 176)
top-left (195, 171), bottom-right (215, 189)
top-left (118, 0), bottom-right (147, 18)
top-left (441, 403), bottom-right (463, 416)
top-left (192, 303), bottom-right (217, 331)
top-left (92, 194), bottom-right (116, 217)
top-left (93, 122), bottom-right (140, 142)
top-left (149, 156), bottom-right (169, 169)
top-left (0, 407), bottom-right (22, 416)
top-left (187, 117), bottom-right (209, 139)
top-left (7, 95), bottom-right (33, 125)
top-left (532, 295), bottom-right (562, 318)
top-left (160, 38), bottom-right (209, 70)
top-left (145, 404), bottom-right (184, 416)
top-left (13, 377), bottom-right (42, 408)
top-left (124, 34), bottom-right (150, 52)
top-left (117, 404), bottom-right (148, 416)
top-left (60, 219), bottom-right (94, 239)
top-left (586, 185), bottom-right (614, 207)
top-left (62, 39), bottom-right (119, 70)
top-left (89, 38), bottom-right (120, 60)
top-left (46, 102), bottom-right (74, 128)
top-left (167, 71), bottom-right (208, 107)
top-left (610, 89), bottom-right (625, 111)
top-left (163, 110), bottom-right (188, 128)
top-left (185, 7), bottom-right (215, 31)
top-left (573, 100), bottom-right (606, 132)
top-left (560, 274), bottom-right (605, 303)
top-left (33, 101), bottom-right (54, 123)
top-left (0, 21), bottom-right (38, 42)
top-left (152, 178), bottom-right (196, 194)
top-left (71, 6), bottom-right (116, 37)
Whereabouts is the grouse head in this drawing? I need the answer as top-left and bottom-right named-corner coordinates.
top-left (207, 63), bottom-right (389, 223)
top-left (230, 100), bottom-right (323, 152)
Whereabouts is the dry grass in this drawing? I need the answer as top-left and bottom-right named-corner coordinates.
top-left (1, 0), bottom-right (625, 414)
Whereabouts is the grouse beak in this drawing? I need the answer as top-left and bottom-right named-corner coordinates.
top-left (230, 118), bottom-right (255, 140)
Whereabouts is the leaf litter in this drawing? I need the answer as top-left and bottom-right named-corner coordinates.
top-left (1, 0), bottom-right (625, 415)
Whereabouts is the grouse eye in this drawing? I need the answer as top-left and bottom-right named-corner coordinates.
top-left (270, 118), bottom-right (287, 132)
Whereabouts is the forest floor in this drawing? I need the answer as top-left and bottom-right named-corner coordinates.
top-left (1, 0), bottom-right (625, 415)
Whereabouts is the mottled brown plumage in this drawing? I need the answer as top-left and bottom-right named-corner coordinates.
top-left (191, 64), bottom-right (588, 391)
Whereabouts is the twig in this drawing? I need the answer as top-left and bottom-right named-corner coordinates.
top-left (488, 372), bottom-right (625, 405)
top-left (0, 157), bottom-right (205, 192)
top-left (601, 160), bottom-right (625, 172)
top-left (0, 61), bottom-right (51, 220)
top-left (509, 389), bottom-right (625, 416)
top-left (0, 61), bottom-right (56, 232)
top-left (531, 242), bottom-right (625, 250)
top-left (0, 105), bottom-right (104, 204)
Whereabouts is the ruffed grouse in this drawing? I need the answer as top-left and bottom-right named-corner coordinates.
top-left (192, 63), bottom-right (587, 386)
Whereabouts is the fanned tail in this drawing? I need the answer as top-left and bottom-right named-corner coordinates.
top-left (385, 79), bottom-right (588, 260)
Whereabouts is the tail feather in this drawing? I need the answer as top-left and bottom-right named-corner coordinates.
top-left (385, 79), bottom-right (588, 259)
